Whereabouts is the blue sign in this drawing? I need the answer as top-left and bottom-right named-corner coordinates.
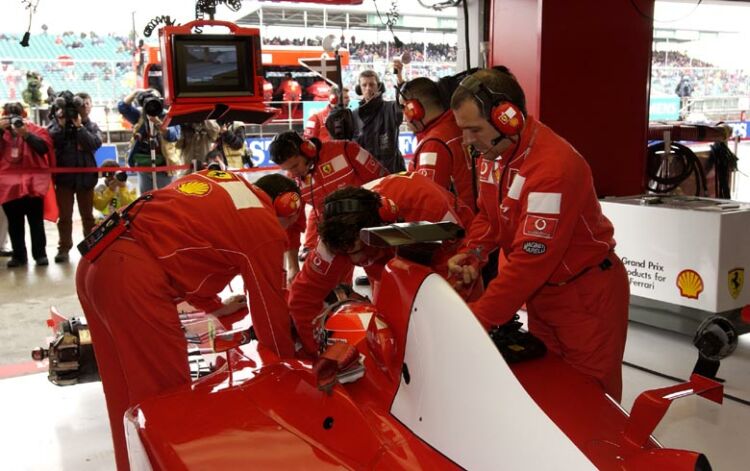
top-left (649, 96), bottom-right (680, 121)
top-left (94, 145), bottom-right (118, 166)
top-left (246, 131), bottom-right (420, 168)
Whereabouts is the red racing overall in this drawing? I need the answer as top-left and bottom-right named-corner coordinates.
top-left (287, 140), bottom-right (386, 253)
top-left (304, 105), bottom-right (333, 142)
top-left (409, 110), bottom-right (477, 211)
top-left (462, 117), bottom-right (629, 400)
top-left (76, 170), bottom-right (294, 470)
top-left (289, 172), bottom-right (475, 354)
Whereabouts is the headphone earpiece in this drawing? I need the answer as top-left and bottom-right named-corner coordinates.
top-left (274, 191), bottom-right (302, 218)
top-left (378, 196), bottom-right (398, 223)
top-left (490, 101), bottom-right (524, 137)
top-left (395, 84), bottom-right (425, 123)
top-left (299, 138), bottom-right (318, 159)
top-left (324, 195), bottom-right (399, 224)
top-left (459, 75), bottom-right (525, 138)
top-left (402, 99), bottom-right (425, 123)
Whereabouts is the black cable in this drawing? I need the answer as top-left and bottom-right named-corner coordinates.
top-left (646, 141), bottom-right (707, 196)
top-left (629, 0), bottom-right (703, 23)
top-left (707, 141), bottom-right (738, 199)
top-left (623, 360), bottom-right (750, 407)
top-left (462, 0), bottom-right (470, 70)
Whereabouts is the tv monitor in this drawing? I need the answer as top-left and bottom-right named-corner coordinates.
top-left (172, 34), bottom-right (256, 98)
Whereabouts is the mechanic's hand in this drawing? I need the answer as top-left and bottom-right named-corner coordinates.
top-left (212, 294), bottom-right (247, 318)
top-left (72, 114), bottom-right (83, 128)
top-left (447, 253), bottom-right (480, 288)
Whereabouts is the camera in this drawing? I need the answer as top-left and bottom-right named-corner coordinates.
top-left (8, 114), bottom-right (24, 128)
top-left (104, 171), bottom-right (128, 183)
top-left (52, 90), bottom-right (83, 122)
top-left (136, 90), bottom-right (164, 117)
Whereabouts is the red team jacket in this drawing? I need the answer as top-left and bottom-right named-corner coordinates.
top-left (303, 105), bottom-right (332, 142)
top-left (286, 140), bottom-right (386, 252)
top-left (461, 117), bottom-right (617, 327)
top-left (127, 170), bottom-right (296, 357)
top-left (409, 110), bottom-right (477, 211)
top-left (289, 172), bottom-right (475, 353)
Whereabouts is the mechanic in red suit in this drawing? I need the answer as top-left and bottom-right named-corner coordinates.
top-left (289, 172), bottom-right (475, 354)
top-left (275, 72), bottom-right (303, 119)
top-left (76, 171), bottom-right (303, 471)
top-left (306, 78), bottom-right (332, 101)
top-left (261, 78), bottom-right (274, 102)
top-left (448, 68), bottom-right (629, 401)
top-left (269, 130), bottom-right (386, 281)
top-left (304, 86), bottom-right (350, 142)
top-left (399, 77), bottom-right (477, 211)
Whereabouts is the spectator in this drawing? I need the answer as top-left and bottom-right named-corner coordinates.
top-left (118, 88), bottom-right (180, 194)
top-left (47, 91), bottom-right (102, 264)
top-left (675, 75), bottom-right (694, 120)
top-left (92, 160), bottom-right (137, 222)
top-left (0, 102), bottom-right (54, 268)
top-left (352, 69), bottom-right (405, 173)
top-left (0, 207), bottom-right (11, 256)
top-left (177, 120), bottom-right (220, 173)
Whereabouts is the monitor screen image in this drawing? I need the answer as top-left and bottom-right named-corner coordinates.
top-left (172, 35), bottom-right (255, 98)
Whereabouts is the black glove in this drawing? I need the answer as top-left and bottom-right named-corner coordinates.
top-left (489, 314), bottom-right (547, 364)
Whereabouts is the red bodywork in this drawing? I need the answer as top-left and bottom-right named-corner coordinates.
top-left (126, 256), bottom-right (720, 470)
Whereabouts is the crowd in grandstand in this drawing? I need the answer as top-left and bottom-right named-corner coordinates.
top-left (262, 36), bottom-right (458, 62)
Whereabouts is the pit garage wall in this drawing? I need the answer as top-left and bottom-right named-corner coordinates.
top-left (488, 0), bottom-right (654, 196)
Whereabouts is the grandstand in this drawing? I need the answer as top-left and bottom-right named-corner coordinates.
top-left (0, 32), bottom-right (133, 104)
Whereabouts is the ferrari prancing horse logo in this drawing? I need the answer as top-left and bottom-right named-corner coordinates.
top-left (728, 268), bottom-right (744, 299)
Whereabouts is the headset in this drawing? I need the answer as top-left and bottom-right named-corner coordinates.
top-left (457, 74), bottom-right (525, 138)
top-left (324, 195), bottom-right (399, 223)
top-left (395, 84), bottom-right (425, 123)
top-left (355, 72), bottom-right (386, 96)
top-left (273, 191), bottom-right (303, 218)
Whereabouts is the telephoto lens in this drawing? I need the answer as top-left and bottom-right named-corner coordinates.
top-left (115, 171), bottom-right (128, 183)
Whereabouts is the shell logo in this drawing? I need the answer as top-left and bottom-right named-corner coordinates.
top-left (676, 269), bottom-right (704, 299)
top-left (176, 180), bottom-right (211, 197)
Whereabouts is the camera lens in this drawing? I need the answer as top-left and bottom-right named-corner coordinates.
top-left (10, 116), bottom-right (23, 128)
top-left (115, 171), bottom-right (128, 182)
top-left (143, 98), bottom-right (163, 117)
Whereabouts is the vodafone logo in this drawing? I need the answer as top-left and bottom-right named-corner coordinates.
top-left (534, 218), bottom-right (548, 231)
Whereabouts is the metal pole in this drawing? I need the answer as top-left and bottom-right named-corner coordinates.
top-left (149, 120), bottom-right (158, 191)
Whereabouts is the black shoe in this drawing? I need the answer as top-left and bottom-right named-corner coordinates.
top-left (355, 275), bottom-right (370, 286)
top-left (35, 257), bottom-right (49, 266)
top-left (54, 252), bottom-right (69, 263)
top-left (7, 258), bottom-right (27, 268)
top-left (0, 249), bottom-right (12, 257)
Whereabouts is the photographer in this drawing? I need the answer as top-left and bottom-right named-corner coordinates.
top-left (92, 160), bottom-right (136, 223)
top-left (47, 91), bottom-right (102, 264)
top-left (177, 120), bottom-right (220, 174)
top-left (214, 119), bottom-right (250, 169)
top-left (0, 102), bottom-right (53, 268)
top-left (118, 88), bottom-right (180, 194)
